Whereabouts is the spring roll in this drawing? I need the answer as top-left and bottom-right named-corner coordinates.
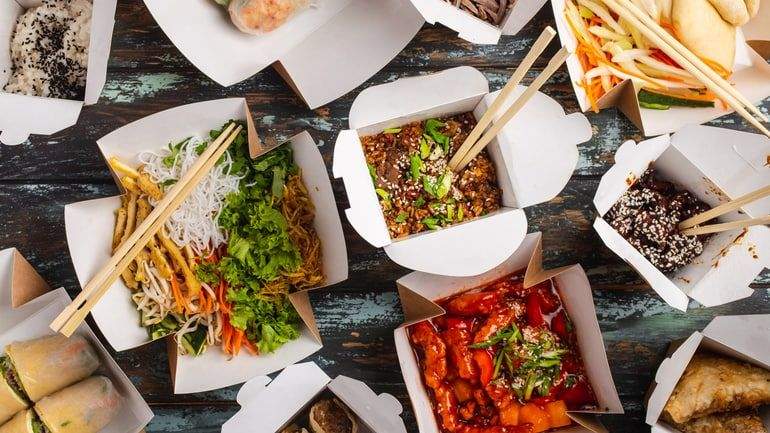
top-left (35, 376), bottom-right (121, 433)
top-left (5, 335), bottom-right (100, 402)
top-left (0, 357), bottom-right (27, 424)
top-left (0, 410), bottom-right (38, 433)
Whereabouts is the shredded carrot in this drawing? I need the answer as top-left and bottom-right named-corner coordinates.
top-left (243, 338), bottom-right (258, 356)
top-left (170, 275), bottom-right (186, 313)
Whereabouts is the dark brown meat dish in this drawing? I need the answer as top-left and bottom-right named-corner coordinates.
top-left (361, 113), bottom-right (502, 239)
top-left (604, 168), bottom-right (711, 273)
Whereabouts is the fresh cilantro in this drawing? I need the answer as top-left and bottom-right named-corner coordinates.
top-left (194, 260), bottom-right (220, 286)
top-left (414, 196), bottom-right (426, 207)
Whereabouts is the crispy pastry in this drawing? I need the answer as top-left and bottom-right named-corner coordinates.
top-left (663, 353), bottom-right (770, 424)
top-left (676, 410), bottom-right (767, 433)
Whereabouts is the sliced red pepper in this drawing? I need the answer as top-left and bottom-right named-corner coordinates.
top-left (533, 282), bottom-right (560, 314)
top-left (473, 349), bottom-right (495, 386)
top-left (550, 311), bottom-right (571, 341)
top-left (560, 378), bottom-right (596, 409)
top-left (526, 293), bottom-right (545, 327)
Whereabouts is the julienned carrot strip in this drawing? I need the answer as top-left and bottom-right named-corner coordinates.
top-left (170, 275), bottom-right (186, 313)
top-left (232, 330), bottom-right (244, 356)
top-left (243, 338), bottom-right (258, 356)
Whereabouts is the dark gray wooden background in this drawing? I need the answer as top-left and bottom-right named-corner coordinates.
top-left (1, 1), bottom-right (768, 432)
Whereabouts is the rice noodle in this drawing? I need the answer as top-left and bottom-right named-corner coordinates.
top-left (138, 137), bottom-right (243, 255)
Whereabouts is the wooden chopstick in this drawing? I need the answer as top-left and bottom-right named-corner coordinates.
top-left (52, 124), bottom-right (243, 337)
top-left (447, 26), bottom-right (557, 172)
top-left (680, 215), bottom-right (770, 236)
top-left (601, 0), bottom-right (770, 138)
top-left (609, 0), bottom-right (768, 123)
top-left (452, 47), bottom-right (570, 172)
top-left (679, 184), bottom-right (770, 230)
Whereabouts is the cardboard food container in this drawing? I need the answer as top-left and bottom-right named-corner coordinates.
top-left (0, 249), bottom-right (153, 433)
top-left (646, 314), bottom-right (770, 433)
top-left (64, 98), bottom-right (349, 394)
top-left (393, 231), bottom-right (624, 433)
top-left (0, 0), bottom-right (117, 145)
top-left (222, 362), bottom-right (408, 433)
top-left (593, 125), bottom-right (770, 311)
top-left (332, 66), bottom-right (591, 277)
top-left (551, 0), bottom-right (770, 136)
top-left (411, 0), bottom-right (549, 44)
top-left (143, 0), bottom-right (423, 108)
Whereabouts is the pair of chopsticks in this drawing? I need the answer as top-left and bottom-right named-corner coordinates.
top-left (679, 185), bottom-right (770, 236)
top-left (599, 0), bottom-right (770, 138)
top-left (50, 123), bottom-right (244, 337)
top-left (448, 27), bottom-right (568, 172)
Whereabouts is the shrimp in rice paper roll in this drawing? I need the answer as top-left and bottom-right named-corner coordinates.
top-left (34, 376), bottom-right (120, 433)
top-left (5, 335), bottom-right (100, 402)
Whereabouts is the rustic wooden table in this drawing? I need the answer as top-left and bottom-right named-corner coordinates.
top-left (1, 2), bottom-right (768, 432)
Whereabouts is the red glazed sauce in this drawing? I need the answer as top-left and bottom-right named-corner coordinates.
top-left (408, 273), bottom-right (597, 433)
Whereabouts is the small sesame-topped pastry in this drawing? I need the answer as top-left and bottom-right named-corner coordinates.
top-left (605, 169), bottom-right (712, 274)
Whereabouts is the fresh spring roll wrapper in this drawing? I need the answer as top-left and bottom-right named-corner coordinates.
top-left (0, 410), bottom-right (34, 433)
top-left (6, 335), bottom-right (100, 402)
top-left (0, 360), bottom-right (28, 424)
top-left (35, 376), bottom-right (121, 433)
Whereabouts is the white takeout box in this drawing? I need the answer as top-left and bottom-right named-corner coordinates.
top-left (0, 247), bottom-right (51, 333)
top-left (646, 314), bottom-right (770, 433)
top-left (551, 0), bottom-right (770, 136)
top-left (143, 0), bottom-right (424, 108)
top-left (332, 66), bottom-right (591, 277)
top-left (0, 286), bottom-right (154, 432)
top-left (394, 232), bottom-right (624, 433)
top-left (593, 125), bottom-right (770, 311)
top-left (222, 362), bottom-right (407, 433)
top-left (64, 98), bottom-right (349, 394)
top-left (0, 0), bottom-right (117, 145)
top-left (412, 0), bottom-right (549, 44)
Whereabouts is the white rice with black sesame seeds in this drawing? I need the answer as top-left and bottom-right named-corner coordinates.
top-left (4, 0), bottom-right (92, 100)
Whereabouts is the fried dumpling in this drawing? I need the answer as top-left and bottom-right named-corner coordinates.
top-left (676, 410), bottom-right (767, 433)
top-left (228, 0), bottom-right (310, 34)
top-left (663, 353), bottom-right (770, 424)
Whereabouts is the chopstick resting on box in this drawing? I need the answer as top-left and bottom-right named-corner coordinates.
top-left (600, 0), bottom-right (770, 138)
top-left (680, 216), bottom-right (770, 236)
top-left (679, 184), bottom-right (770, 230)
top-left (51, 123), bottom-right (244, 337)
top-left (449, 28), bottom-right (568, 172)
top-left (447, 26), bottom-right (557, 171)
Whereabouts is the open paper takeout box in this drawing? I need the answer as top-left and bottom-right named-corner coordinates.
top-left (333, 66), bottom-right (591, 277)
top-left (0, 0), bottom-right (117, 145)
top-left (0, 249), bottom-right (153, 432)
top-left (64, 98), bottom-right (348, 394)
top-left (551, 0), bottom-right (770, 136)
top-left (593, 125), bottom-right (770, 311)
top-left (222, 362), bottom-right (408, 433)
top-left (411, 0), bottom-right (549, 44)
top-left (646, 314), bottom-right (770, 433)
top-left (393, 231), bottom-right (624, 433)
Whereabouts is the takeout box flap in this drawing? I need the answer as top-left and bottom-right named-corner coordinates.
top-left (395, 232), bottom-right (622, 433)
top-left (407, 0), bottom-right (502, 44)
top-left (10, 248), bottom-right (50, 308)
top-left (552, 0), bottom-right (770, 136)
top-left (328, 375), bottom-right (408, 433)
top-left (0, 287), bottom-right (154, 433)
top-left (222, 362), bottom-right (330, 433)
top-left (274, 0), bottom-right (424, 109)
top-left (0, 0), bottom-right (116, 145)
top-left (0, 248), bottom-right (54, 334)
top-left (646, 315), bottom-right (770, 428)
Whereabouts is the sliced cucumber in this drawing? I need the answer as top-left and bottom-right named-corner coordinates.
top-left (638, 89), bottom-right (715, 109)
top-left (181, 327), bottom-right (208, 356)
